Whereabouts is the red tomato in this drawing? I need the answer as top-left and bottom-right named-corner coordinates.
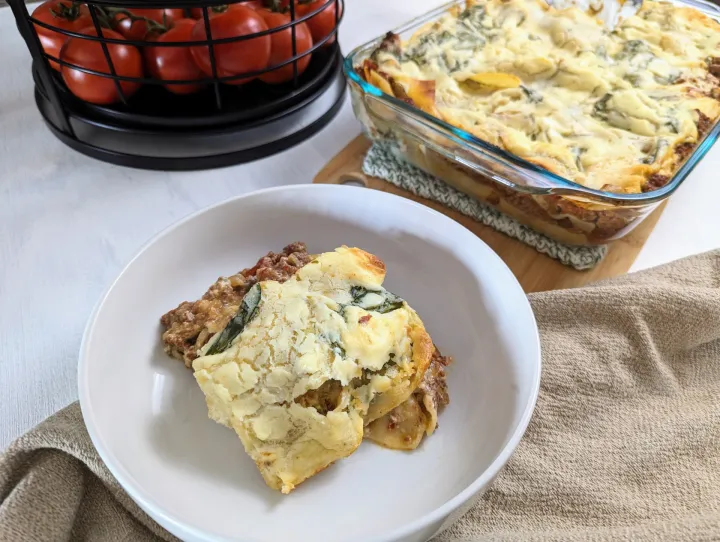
top-left (296, 0), bottom-right (341, 46)
top-left (145, 19), bottom-right (205, 94)
top-left (31, 1), bottom-right (93, 70)
top-left (60, 27), bottom-right (143, 105)
top-left (190, 5), bottom-right (271, 85)
top-left (190, 2), bottom-right (264, 19)
top-left (258, 11), bottom-right (312, 84)
top-left (113, 8), bottom-right (185, 42)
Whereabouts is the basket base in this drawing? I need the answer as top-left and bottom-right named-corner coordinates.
top-left (35, 51), bottom-right (346, 171)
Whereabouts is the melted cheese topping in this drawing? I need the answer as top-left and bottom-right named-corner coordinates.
top-left (192, 247), bottom-right (432, 494)
top-left (370, 0), bottom-right (720, 192)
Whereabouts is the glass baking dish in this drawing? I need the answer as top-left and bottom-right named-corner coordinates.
top-left (343, 0), bottom-right (720, 245)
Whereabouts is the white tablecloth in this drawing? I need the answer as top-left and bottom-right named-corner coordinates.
top-left (1, 0), bottom-right (719, 448)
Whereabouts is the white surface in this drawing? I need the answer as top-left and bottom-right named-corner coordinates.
top-left (78, 185), bottom-right (540, 542)
top-left (0, 0), bottom-right (719, 450)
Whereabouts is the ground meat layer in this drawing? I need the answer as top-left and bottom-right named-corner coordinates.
top-left (418, 347), bottom-right (452, 414)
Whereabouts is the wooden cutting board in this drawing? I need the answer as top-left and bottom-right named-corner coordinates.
top-left (314, 135), bottom-right (666, 294)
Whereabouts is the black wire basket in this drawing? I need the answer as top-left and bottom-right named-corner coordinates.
top-left (8, 0), bottom-right (346, 169)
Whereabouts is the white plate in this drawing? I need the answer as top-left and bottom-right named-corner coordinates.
top-left (78, 184), bottom-right (540, 542)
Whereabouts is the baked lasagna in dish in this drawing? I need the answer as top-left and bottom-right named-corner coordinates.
top-left (160, 243), bottom-right (452, 493)
top-left (355, 0), bottom-right (720, 243)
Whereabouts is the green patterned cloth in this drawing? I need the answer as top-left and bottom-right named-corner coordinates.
top-left (362, 142), bottom-right (607, 270)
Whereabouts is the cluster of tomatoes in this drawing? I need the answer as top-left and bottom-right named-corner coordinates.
top-left (32, 0), bottom-right (340, 105)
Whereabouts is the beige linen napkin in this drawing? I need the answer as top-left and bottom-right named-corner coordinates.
top-left (2, 250), bottom-right (720, 542)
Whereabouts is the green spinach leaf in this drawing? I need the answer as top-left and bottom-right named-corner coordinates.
top-left (206, 284), bottom-right (262, 355)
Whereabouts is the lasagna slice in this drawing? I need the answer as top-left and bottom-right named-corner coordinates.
top-left (160, 243), bottom-right (452, 454)
top-left (189, 247), bottom-right (433, 493)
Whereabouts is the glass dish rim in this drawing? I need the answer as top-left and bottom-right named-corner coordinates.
top-left (343, 0), bottom-right (720, 204)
